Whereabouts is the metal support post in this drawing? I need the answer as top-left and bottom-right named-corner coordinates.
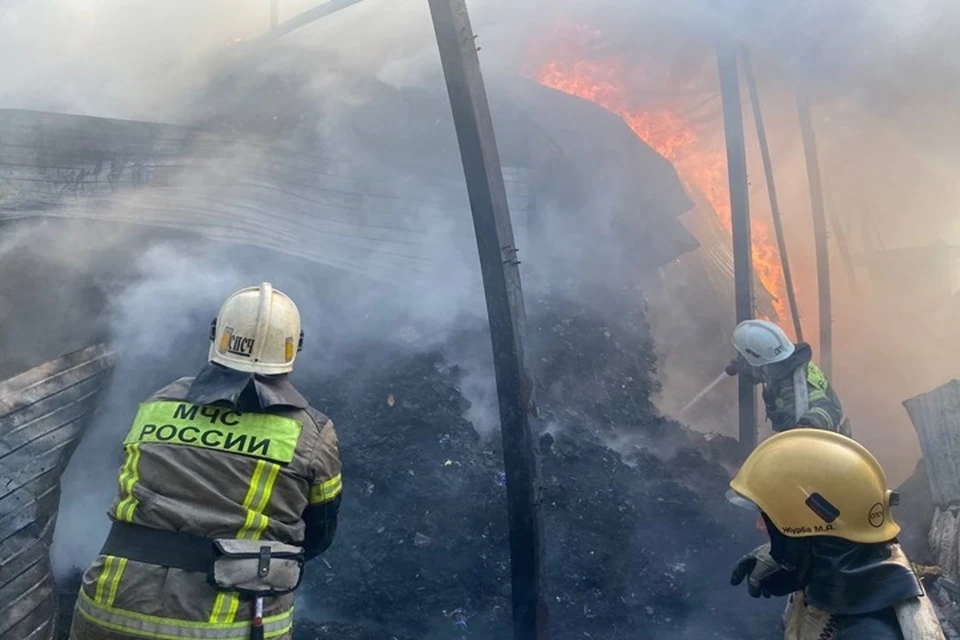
top-left (796, 91), bottom-right (833, 377)
top-left (427, 1), bottom-right (547, 638)
top-left (717, 43), bottom-right (757, 453)
top-left (742, 50), bottom-right (804, 342)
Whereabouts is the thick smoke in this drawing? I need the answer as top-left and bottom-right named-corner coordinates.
top-left (1, 0), bottom-right (959, 635)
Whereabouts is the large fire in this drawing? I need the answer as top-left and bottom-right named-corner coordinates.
top-left (533, 27), bottom-right (789, 321)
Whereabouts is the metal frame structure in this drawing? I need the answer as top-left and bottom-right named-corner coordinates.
top-left (717, 44), bottom-right (757, 453)
top-left (427, 1), bottom-right (547, 638)
top-left (796, 92), bottom-right (833, 377)
top-left (742, 50), bottom-right (804, 343)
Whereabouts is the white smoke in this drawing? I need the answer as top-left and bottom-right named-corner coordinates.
top-left (1, 0), bottom-right (959, 593)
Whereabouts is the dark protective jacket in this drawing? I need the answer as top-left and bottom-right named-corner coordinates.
top-left (772, 530), bottom-right (942, 639)
top-left (742, 343), bottom-right (844, 433)
top-left (70, 364), bottom-right (342, 640)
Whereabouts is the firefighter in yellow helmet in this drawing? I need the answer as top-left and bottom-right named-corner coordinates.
top-left (71, 283), bottom-right (342, 640)
top-left (727, 429), bottom-right (944, 639)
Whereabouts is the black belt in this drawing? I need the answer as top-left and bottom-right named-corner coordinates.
top-left (101, 521), bottom-right (215, 574)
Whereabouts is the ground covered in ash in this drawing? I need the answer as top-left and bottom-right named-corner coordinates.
top-left (289, 292), bottom-right (781, 640)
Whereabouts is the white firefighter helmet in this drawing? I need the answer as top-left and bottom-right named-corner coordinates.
top-left (209, 282), bottom-right (302, 375)
top-left (732, 319), bottom-right (795, 367)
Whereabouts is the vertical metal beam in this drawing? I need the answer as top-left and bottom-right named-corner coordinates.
top-left (796, 91), bottom-right (833, 377)
top-left (427, 2), bottom-right (547, 639)
top-left (823, 178), bottom-right (859, 293)
top-left (717, 43), bottom-right (757, 453)
top-left (742, 50), bottom-right (804, 343)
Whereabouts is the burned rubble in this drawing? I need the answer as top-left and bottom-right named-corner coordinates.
top-left (286, 292), bottom-right (782, 639)
top-left (18, 229), bottom-right (787, 639)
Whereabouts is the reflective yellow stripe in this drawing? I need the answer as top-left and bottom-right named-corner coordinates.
top-left (808, 390), bottom-right (829, 402)
top-left (106, 557), bottom-right (128, 606)
top-left (208, 593), bottom-right (232, 625)
top-left (209, 459), bottom-right (283, 624)
top-left (223, 593), bottom-right (241, 628)
top-left (237, 461), bottom-right (268, 540)
top-left (115, 444), bottom-right (142, 522)
top-left (246, 463), bottom-right (281, 540)
top-left (310, 473), bottom-right (343, 504)
top-left (807, 407), bottom-right (835, 426)
top-left (94, 556), bottom-right (118, 603)
top-left (77, 589), bottom-right (293, 639)
top-left (807, 363), bottom-right (829, 391)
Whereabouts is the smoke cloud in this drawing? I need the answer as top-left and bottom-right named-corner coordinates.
top-left (0, 0), bottom-right (958, 631)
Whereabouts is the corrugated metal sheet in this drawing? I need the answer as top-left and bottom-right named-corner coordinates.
top-left (676, 193), bottom-right (779, 321)
top-left (0, 108), bottom-right (531, 285)
top-left (0, 344), bottom-right (114, 640)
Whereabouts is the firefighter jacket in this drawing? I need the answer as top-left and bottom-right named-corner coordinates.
top-left (784, 591), bottom-right (944, 639)
top-left (782, 540), bottom-right (943, 639)
top-left (742, 343), bottom-right (844, 433)
top-left (70, 364), bottom-right (342, 640)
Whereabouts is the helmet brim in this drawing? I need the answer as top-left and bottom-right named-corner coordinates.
top-left (726, 488), bottom-right (760, 512)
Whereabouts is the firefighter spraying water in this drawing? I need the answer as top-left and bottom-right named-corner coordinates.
top-left (678, 319), bottom-right (847, 437)
top-left (70, 283), bottom-right (342, 640)
top-left (726, 320), bottom-right (847, 436)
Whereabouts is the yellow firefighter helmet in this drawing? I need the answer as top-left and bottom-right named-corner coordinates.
top-left (209, 282), bottom-right (302, 375)
top-left (728, 429), bottom-right (901, 544)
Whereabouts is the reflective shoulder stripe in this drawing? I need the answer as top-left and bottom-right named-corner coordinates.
top-left (76, 589), bottom-right (293, 639)
top-left (115, 444), bottom-right (143, 522)
top-left (310, 473), bottom-right (343, 505)
top-left (209, 459), bottom-right (284, 625)
top-left (805, 407), bottom-right (837, 430)
top-left (124, 401), bottom-right (303, 464)
top-left (806, 363), bottom-right (829, 392)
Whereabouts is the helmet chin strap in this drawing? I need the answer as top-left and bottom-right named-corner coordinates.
top-left (764, 513), bottom-right (813, 583)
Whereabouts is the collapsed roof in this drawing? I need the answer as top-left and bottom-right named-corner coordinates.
top-left (0, 57), bottom-right (698, 286)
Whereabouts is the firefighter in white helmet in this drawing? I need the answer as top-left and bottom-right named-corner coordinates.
top-left (728, 429), bottom-right (944, 639)
top-left (71, 283), bottom-right (341, 640)
top-left (726, 319), bottom-right (848, 435)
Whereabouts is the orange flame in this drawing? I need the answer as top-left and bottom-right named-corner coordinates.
top-left (534, 30), bottom-right (788, 322)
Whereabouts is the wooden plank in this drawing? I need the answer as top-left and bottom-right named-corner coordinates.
top-left (0, 345), bottom-right (113, 640)
top-left (0, 381), bottom-right (104, 456)
top-left (0, 559), bottom-right (54, 637)
top-left (0, 473), bottom-right (61, 542)
top-left (0, 344), bottom-right (112, 409)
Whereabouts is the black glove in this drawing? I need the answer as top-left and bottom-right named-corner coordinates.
top-left (731, 544), bottom-right (805, 598)
top-left (725, 357), bottom-right (742, 377)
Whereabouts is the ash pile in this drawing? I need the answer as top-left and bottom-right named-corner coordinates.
top-left (289, 292), bottom-right (781, 640)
